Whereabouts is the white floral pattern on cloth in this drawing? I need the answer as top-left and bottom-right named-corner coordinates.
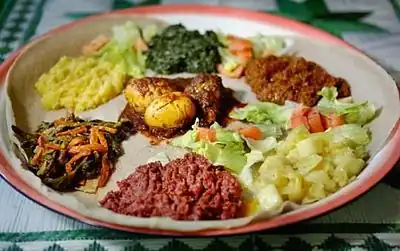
top-left (1, 234), bottom-right (400, 251)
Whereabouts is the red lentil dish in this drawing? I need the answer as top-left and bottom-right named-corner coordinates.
top-left (100, 153), bottom-right (244, 220)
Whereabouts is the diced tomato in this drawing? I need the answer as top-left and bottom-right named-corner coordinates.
top-left (307, 107), bottom-right (325, 133)
top-left (321, 113), bottom-right (345, 129)
top-left (290, 105), bottom-right (311, 130)
top-left (197, 128), bottom-right (217, 142)
top-left (239, 126), bottom-right (263, 140)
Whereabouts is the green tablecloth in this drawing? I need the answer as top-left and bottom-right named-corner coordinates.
top-left (1, 0), bottom-right (400, 250)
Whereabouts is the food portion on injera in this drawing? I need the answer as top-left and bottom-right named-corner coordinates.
top-left (184, 74), bottom-right (223, 127)
top-left (244, 55), bottom-right (351, 107)
top-left (100, 153), bottom-right (244, 220)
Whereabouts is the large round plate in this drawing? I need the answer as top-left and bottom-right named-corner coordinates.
top-left (0, 4), bottom-right (399, 236)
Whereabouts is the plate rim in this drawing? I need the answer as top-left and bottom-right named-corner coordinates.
top-left (0, 4), bottom-right (399, 236)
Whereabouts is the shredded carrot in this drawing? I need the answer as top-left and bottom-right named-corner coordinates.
top-left (56, 126), bottom-right (87, 137)
top-left (94, 126), bottom-right (117, 134)
top-left (37, 136), bottom-right (45, 147)
top-left (68, 137), bottom-right (86, 147)
top-left (228, 39), bottom-right (252, 53)
top-left (89, 128), bottom-right (99, 145)
top-left (239, 126), bottom-right (263, 140)
top-left (226, 34), bottom-right (254, 66)
top-left (135, 38), bottom-right (148, 52)
top-left (96, 130), bottom-right (108, 149)
top-left (68, 144), bottom-right (108, 154)
top-left (44, 143), bottom-right (62, 151)
top-left (54, 117), bottom-right (67, 126)
top-left (226, 34), bottom-right (239, 41)
top-left (65, 150), bottom-right (91, 173)
top-left (98, 154), bottom-right (111, 187)
top-left (82, 34), bottom-right (110, 56)
top-left (197, 128), bottom-right (217, 142)
top-left (30, 147), bottom-right (44, 165)
top-left (227, 34), bottom-right (252, 45)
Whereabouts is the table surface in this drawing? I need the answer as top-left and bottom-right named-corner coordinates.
top-left (1, 0), bottom-right (400, 251)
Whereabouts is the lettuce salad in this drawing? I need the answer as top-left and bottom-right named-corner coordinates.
top-left (171, 121), bottom-right (278, 174)
top-left (170, 87), bottom-right (380, 211)
top-left (216, 31), bottom-right (286, 77)
top-left (94, 21), bottom-right (161, 78)
top-left (231, 87), bottom-right (378, 128)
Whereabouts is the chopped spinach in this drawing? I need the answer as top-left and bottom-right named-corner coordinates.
top-left (145, 24), bottom-right (221, 74)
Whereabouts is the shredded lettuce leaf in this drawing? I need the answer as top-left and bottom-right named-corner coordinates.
top-left (215, 30), bottom-right (229, 47)
top-left (218, 47), bottom-right (242, 73)
top-left (171, 122), bottom-right (247, 173)
top-left (239, 150), bottom-right (264, 188)
top-left (112, 21), bottom-right (141, 50)
top-left (244, 136), bottom-right (277, 154)
top-left (330, 124), bottom-right (371, 147)
top-left (256, 123), bottom-right (284, 139)
top-left (214, 30), bottom-right (240, 72)
top-left (248, 34), bottom-right (285, 58)
top-left (170, 128), bottom-right (198, 149)
top-left (95, 21), bottom-right (146, 77)
top-left (171, 122), bottom-right (279, 174)
top-left (211, 146), bottom-right (247, 173)
top-left (141, 24), bottom-right (161, 42)
top-left (317, 87), bottom-right (378, 126)
top-left (230, 101), bottom-right (296, 128)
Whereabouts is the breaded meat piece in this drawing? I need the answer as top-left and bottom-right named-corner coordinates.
top-left (244, 55), bottom-right (351, 106)
top-left (184, 74), bottom-right (223, 127)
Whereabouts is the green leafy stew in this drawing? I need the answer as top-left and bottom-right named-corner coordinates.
top-left (145, 24), bottom-right (222, 74)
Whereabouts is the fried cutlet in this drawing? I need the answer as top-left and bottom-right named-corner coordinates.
top-left (244, 55), bottom-right (351, 107)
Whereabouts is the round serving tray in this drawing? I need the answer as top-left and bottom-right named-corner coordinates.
top-left (0, 4), bottom-right (399, 236)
